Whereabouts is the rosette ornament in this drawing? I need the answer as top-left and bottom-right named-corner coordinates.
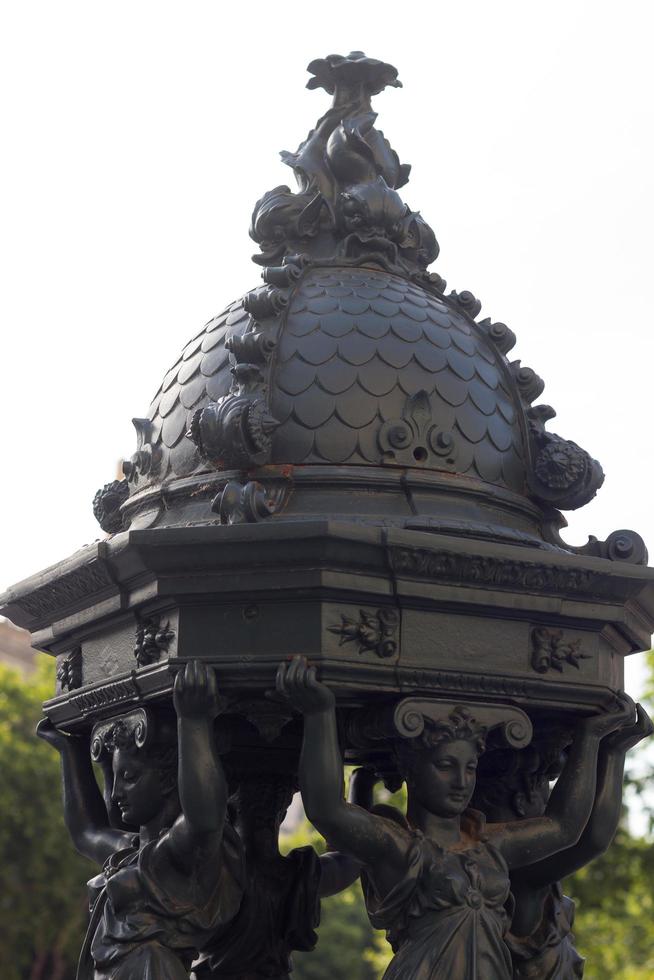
top-left (528, 429), bottom-right (605, 511)
top-left (188, 392), bottom-right (279, 469)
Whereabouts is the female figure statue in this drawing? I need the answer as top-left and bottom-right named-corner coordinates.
top-left (276, 655), bottom-right (635, 980)
top-left (193, 769), bottom-right (364, 979)
top-left (473, 704), bottom-right (653, 978)
top-left (38, 661), bottom-right (243, 980)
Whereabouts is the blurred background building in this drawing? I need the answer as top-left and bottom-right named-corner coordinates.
top-left (0, 618), bottom-right (35, 675)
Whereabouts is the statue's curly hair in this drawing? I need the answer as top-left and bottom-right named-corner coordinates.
top-left (229, 771), bottom-right (296, 830)
top-left (99, 715), bottom-right (178, 776)
top-left (393, 706), bottom-right (487, 775)
top-left (472, 728), bottom-right (571, 817)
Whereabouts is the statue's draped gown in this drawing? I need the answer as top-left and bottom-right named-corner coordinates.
top-left (363, 810), bottom-right (513, 980)
top-left (77, 825), bottom-right (243, 980)
top-left (505, 883), bottom-right (585, 979)
top-left (193, 845), bottom-right (321, 979)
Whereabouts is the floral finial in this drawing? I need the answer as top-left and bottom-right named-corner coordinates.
top-left (306, 51), bottom-right (401, 98)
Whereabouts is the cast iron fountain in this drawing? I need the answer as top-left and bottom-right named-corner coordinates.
top-left (2, 52), bottom-right (653, 979)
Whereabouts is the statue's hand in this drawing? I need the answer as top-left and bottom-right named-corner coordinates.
top-left (36, 717), bottom-right (75, 750)
top-left (348, 767), bottom-right (378, 808)
top-left (581, 691), bottom-right (637, 739)
top-left (605, 701), bottom-right (654, 752)
top-left (276, 655), bottom-right (335, 715)
top-left (173, 661), bottom-right (222, 720)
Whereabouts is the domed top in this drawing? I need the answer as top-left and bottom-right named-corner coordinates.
top-left (138, 268), bottom-right (524, 489)
top-left (94, 53), bottom-right (604, 546)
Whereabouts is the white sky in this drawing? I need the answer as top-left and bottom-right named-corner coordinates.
top-left (1, 1), bottom-right (652, 698)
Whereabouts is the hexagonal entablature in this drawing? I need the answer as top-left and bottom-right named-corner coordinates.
top-left (2, 524), bottom-right (653, 741)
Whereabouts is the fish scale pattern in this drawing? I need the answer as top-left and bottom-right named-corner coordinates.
top-left (140, 268), bottom-right (526, 493)
top-left (270, 269), bottom-right (526, 490)
top-left (143, 297), bottom-right (251, 486)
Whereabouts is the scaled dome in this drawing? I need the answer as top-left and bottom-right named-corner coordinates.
top-left (144, 269), bottom-right (523, 488)
top-left (96, 52), bottom-right (604, 550)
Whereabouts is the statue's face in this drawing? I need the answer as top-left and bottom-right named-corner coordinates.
top-left (408, 738), bottom-right (479, 817)
top-left (111, 747), bottom-right (165, 826)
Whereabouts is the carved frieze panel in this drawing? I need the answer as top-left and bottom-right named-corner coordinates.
top-left (13, 560), bottom-right (115, 622)
top-left (390, 546), bottom-right (610, 599)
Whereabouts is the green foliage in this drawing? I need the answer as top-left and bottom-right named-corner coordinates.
top-left (566, 651), bottom-right (654, 978)
top-left (0, 659), bottom-right (93, 980)
top-left (645, 649), bottom-right (654, 704)
top-left (294, 884), bottom-right (379, 980)
top-left (566, 828), bottom-right (654, 979)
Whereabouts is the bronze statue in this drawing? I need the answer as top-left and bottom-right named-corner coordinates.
top-left (277, 655), bottom-right (636, 980)
top-left (192, 769), bottom-right (362, 980)
top-left (473, 703), bottom-right (653, 978)
top-left (37, 662), bottom-right (243, 980)
top-left (3, 48), bottom-right (652, 980)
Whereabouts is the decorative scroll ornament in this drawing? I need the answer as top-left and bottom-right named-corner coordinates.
top-left (531, 627), bottom-right (590, 674)
top-left (57, 647), bottom-right (82, 691)
top-left (92, 479), bottom-right (129, 534)
top-left (476, 317), bottom-right (516, 355)
top-left (134, 616), bottom-right (175, 668)
top-left (211, 480), bottom-right (286, 525)
top-left (328, 607), bottom-right (400, 658)
top-left (90, 707), bottom-right (153, 761)
top-left (250, 52), bottom-right (439, 279)
top-left (347, 697), bottom-right (533, 750)
top-left (448, 289), bottom-right (482, 320)
top-left (555, 527), bottom-right (648, 565)
top-left (187, 278), bottom-right (294, 471)
top-left (393, 699), bottom-right (532, 748)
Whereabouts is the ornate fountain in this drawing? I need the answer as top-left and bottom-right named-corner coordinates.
top-left (3, 52), bottom-right (652, 978)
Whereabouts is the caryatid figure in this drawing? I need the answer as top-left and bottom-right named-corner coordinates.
top-left (38, 661), bottom-right (244, 980)
top-left (276, 655), bottom-right (637, 980)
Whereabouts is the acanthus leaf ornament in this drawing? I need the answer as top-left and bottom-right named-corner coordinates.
top-left (57, 646), bottom-right (83, 691)
top-left (531, 627), bottom-right (590, 674)
top-left (122, 418), bottom-right (161, 485)
top-left (92, 479), bottom-right (129, 534)
top-left (134, 616), bottom-right (175, 668)
top-left (328, 607), bottom-right (400, 658)
top-left (378, 390), bottom-right (457, 467)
